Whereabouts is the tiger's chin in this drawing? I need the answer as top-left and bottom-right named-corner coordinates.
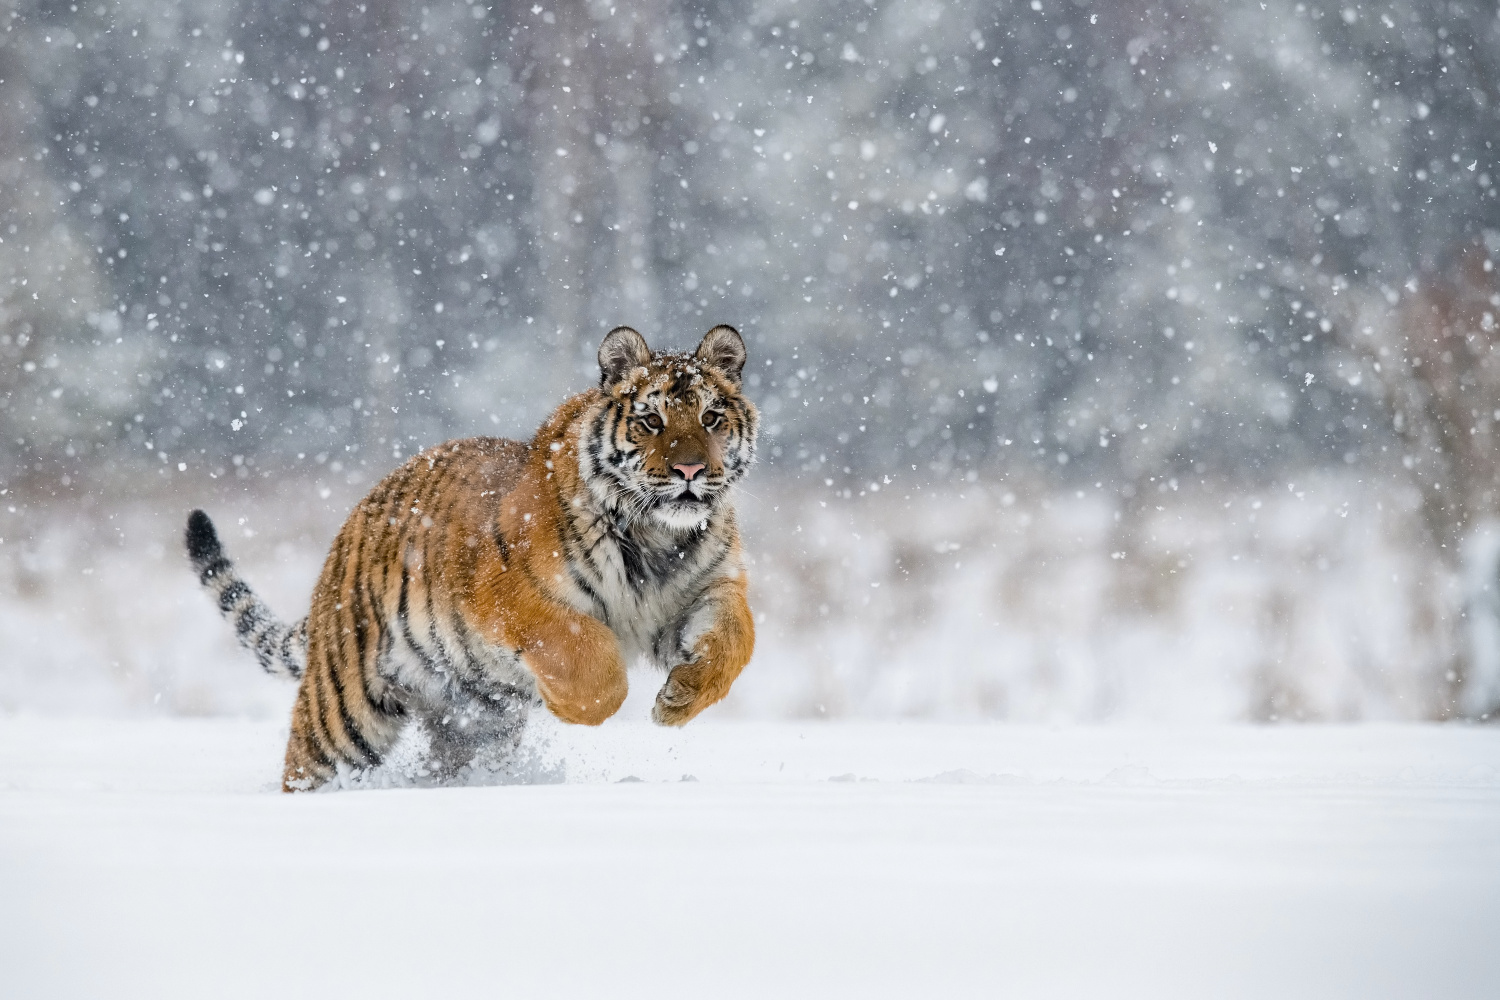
top-left (651, 494), bottom-right (716, 531)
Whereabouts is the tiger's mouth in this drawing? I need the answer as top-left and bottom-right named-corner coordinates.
top-left (648, 479), bottom-right (716, 511)
top-left (643, 484), bottom-right (719, 530)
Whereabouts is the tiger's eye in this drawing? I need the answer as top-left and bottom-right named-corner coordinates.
top-left (643, 413), bottom-right (663, 431)
top-left (702, 411), bottom-right (721, 429)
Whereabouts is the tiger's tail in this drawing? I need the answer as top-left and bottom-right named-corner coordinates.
top-left (185, 509), bottom-right (307, 680)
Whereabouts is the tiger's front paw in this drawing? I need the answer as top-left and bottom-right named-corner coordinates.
top-left (651, 676), bottom-right (701, 727)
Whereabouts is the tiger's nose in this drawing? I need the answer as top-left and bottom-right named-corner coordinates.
top-left (673, 463), bottom-right (706, 481)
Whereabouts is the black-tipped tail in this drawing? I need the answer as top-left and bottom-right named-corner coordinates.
top-left (185, 509), bottom-right (307, 680)
top-left (186, 509), bottom-right (226, 577)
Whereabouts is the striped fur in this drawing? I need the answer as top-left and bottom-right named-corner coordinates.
top-left (185, 510), bottom-right (308, 680)
top-left (188, 325), bottom-right (758, 791)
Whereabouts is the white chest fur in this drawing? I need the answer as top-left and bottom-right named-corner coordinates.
top-left (559, 510), bottom-right (733, 669)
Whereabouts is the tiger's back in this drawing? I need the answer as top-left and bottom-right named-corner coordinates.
top-left (188, 325), bottom-right (758, 791)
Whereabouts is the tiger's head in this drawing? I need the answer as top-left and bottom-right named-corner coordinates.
top-left (585, 325), bottom-right (759, 531)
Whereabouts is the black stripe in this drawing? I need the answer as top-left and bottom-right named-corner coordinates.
top-left (566, 563), bottom-right (607, 622)
top-left (374, 679), bottom-right (407, 720)
top-left (337, 686), bottom-right (380, 764)
top-left (396, 571), bottom-right (494, 711)
top-left (518, 557), bottom-right (560, 605)
top-left (585, 406), bottom-right (610, 473)
top-left (357, 573), bottom-right (388, 692)
top-left (376, 625), bottom-right (396, 671)
top-left (578, 528), bottom-right (609, 578)
top-left (233, 603), bottom-right (260, 637)
top-left (578, 511), bottom-right (625, 584)
top-left (398, 571), bottom-right (447, 678)
top-left (611, 522), bottom-right (649, 591)
top-left (651, 621), bottom-right (680, 664)
top-left (607, 420), bottom-right (632, 470)
top-left (361, 575), bottom-right (387, 638)
top-left (248, 617), bottom-right (276, 655)
top-left (642, 543), bottom-right (679, 583)
top-left (249, 617), bottom-right (279, 669)
top-left (299, 732), bottom-right (338, 777)
top-left (350, 592), bottom-right (370, 681)
top-left (217, 579), bottom-right (250, 612)
top-left (199, 557), bottom-right (232, 585)
top-left (323, 527), bottom-right (355, 599)
top-left (296, 689), bottom-right (339, 775)
top-left (443, 658), bottom-right (514, 710)
top-left (279, 627), bottom-right (304, 678)
top-left (446, 607), bottom-right (492, 688)
top-left (556, 502), bottom-right (583, 562)
top-left (311, 648), bottom-right (349, 759)
top-left (422, 461), bottom-right (466, 547)
top-left (379, 479), bottom-right (406, 532)
top-left (372, 529), bottom-right (393, 605)
top-left (359, 482), bottom-right (389, 521)
top-left (623, 526), bottom-right (687, 590)
top-left (303, 652), bottom-right (338, 767)
top-left (409, 449), bottom-right (452, 526)
top-left (673, 525), bottom-right (709, 564)
top-left (345, 573), bottom-right (388, 757)
top-left (685, 543), bottom-right (729, 592)
top-left (325, 637), bottom-right (379, 765)
top-left (597, 404), bottom-right (627, 470)
top-left (422, 563), bottom-right (462, 677)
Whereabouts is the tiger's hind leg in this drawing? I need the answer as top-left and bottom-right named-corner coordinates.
top-left (420, 695), bottom-right (530, 784)
top-left (281, 666), bottom-right (407, 792)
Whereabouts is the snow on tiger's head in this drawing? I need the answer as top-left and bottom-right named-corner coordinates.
top-left (586, 325), bottom-right (758, 530)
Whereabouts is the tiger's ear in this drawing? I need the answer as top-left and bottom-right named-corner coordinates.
top-left (598, 326), bottom-right (652, 388)
top-left (695, 325), bottom-right (747, 385)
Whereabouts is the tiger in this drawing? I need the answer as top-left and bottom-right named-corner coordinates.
top-left (186, 324), bottom-right (758, 791)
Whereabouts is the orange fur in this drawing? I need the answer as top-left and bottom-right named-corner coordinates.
top-left (652, 576), bottom-right (755, 726)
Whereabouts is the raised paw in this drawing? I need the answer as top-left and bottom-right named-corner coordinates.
top-left (651, 676), bottom-right (701, 727)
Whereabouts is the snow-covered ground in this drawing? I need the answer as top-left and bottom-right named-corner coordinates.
top-left (2, 717), bottom-right (1497, 998)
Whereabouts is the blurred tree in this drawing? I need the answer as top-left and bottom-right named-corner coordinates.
top-left (1337, 243), bottom-right (1500, 716)
top-left (0, 34), bottom-right (140, 494)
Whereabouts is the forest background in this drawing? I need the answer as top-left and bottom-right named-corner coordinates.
top-left (2, 0), bottom-right (1499, 723)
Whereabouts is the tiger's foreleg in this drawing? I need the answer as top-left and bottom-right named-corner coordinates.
top-left (653, 580), bottom-right (755, 726)
top-left (521, 605), bottom-right (629, 725)
top-left (467, 579), bottom-right (629, 726)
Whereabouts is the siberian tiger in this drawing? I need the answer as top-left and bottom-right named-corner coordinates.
top-left (187, 325), bottom-right (758, 791)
